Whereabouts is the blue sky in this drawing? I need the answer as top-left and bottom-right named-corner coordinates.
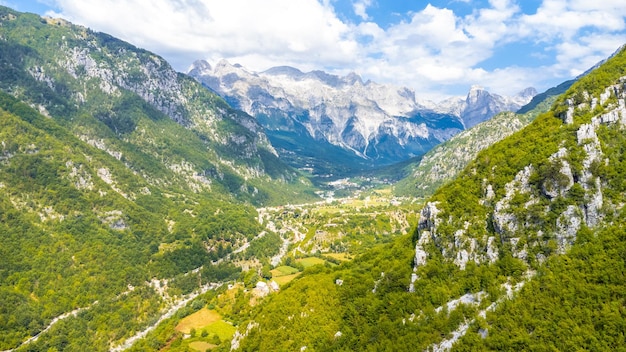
top-left (8, 0), bottom-right (626, 100)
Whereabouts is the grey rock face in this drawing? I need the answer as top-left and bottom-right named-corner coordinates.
top-left (577, 118), bottom-right (604, 227)
top-left (410, 75), bottom-right (626, 279)
top-left (492, 165), bottom-right (534, 235)
top-left (541, 148), bottom-right (574, 199)
top-left (436, 85), bottom-right (536, 128)
top-left (188, 60), bottom-right (533, 167)
top-left (409, 202), bottom-right (440, 291)
top-left (555, 205), bottom-right (582, 254)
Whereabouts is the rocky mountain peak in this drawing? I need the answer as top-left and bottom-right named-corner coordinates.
top-left (189, 59), bottom-right (212, 74)
top-left (188, 60), bottom-right (535, 173)
top-left (517, 87), bottom-right (538, 99)
top-left (459, 85), bottom-right (537, 128)
top-left (466, 85), bottom-right (490, 103)
top-left (263, 65), bottom-right (305, 78)
top-left (305, 70), bottom-right (343, 87)
top-left (211, 59), bottom-right (252, 77)
top-left (213, 59), bottom-right (236, 72)
top-left (344, 72), bottom-right (363, 86)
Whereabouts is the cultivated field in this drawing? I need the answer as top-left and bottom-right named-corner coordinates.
top-left (175, 308), bottom-right (221, 334)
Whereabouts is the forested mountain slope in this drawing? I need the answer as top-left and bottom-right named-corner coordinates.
top-left (0, 6), bottom-right (315, 205)
top-left (0, 6), bottom-right (316, 351)
top-left (394, 79), bottom-right (574, 199)
top-left (232, 45), bottom-right (626, 351)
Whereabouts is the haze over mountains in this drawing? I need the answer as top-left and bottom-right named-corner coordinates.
top-left (189, 59), bottom-right (536, 174)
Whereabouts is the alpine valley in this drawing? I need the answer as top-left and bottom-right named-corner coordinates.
top-left (188, 60), bottom-right (535, 176)
top-left (1, 4), bottom-right (626, 352)
top-left (0, 6), bottom-right (318, 351)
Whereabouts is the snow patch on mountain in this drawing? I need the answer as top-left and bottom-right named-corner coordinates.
top-left (434, 85), bottom-right (537, 128)
top-left (188, 60), bottom-right (534, 166)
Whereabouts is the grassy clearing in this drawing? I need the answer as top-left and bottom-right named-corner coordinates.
top-left (271, 265), bottom-right (301, 286)
top-left (189, 341), bottom-right (216, 352)
top-left (175, 308), bottom-right (221, 334)
top-left (176, 309), bottom-right (236, 350)
top-left (314, 194), bottom-right (394, 215)
top-left (273, 273), bottom-right (300, 286)
top-left (272, 265), bottom-right (299, 276)
top-left (205, 320), bottom-right (237, 340)
top-left (325, 253), bottom-right (352, 261)
top-left (373, 188), bottom-right (392, 195)
top-left (315, 206), bottom-right (344, 215)
top-left (297, 257), bottom-right (326, 268)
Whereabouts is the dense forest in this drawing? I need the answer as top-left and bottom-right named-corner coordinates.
top-left (0, 6), bottom-right (317, 351)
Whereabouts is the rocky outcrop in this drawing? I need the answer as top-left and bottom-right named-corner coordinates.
top-left (417, 201), bottom-right (441, 237)
top-left (409, 202), bottom-right (439, 291)
top-left (541, 148), bottom-right (574, 199)
top-left (231, 321), bottom-right (259, 350)
top-left (577, 119), bottom-right (604, 226)
top-left (492, 165), bottom-right (534, 235)
top-left (561, 98), bottom-right (576, 124)
top-left (555, 205), bottom-right (582, 254)
top-left (411, 76), bottom-right (626, 275)
top-left (60, 47), bottom-right (189, 124)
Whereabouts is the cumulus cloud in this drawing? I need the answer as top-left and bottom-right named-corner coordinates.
top-left (520, 1), bottom-right (625, 40)
top-left (45, 0), bottom-right (626, 99)
top-left (49, 0), bottom-right (360, 71)
top-left (367, 0), bottom-right (626, 97)
top-left (353, 0), bottom-right (373, 21)
top-left (513, 1), bottom-right (626, 86)
top-left (353, 1), bottom-right (522, 97)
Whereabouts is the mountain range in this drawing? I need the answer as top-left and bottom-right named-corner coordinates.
top-left (189, 60), bottom-right (536, 175)
top-left (1, 4), bottom-right (626, 352)
top-left (394, 79), bottom-right (575, 199)
top-left (231, 43), bottom-right (626, 351)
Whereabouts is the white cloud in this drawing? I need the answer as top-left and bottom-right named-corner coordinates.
top-left (552, 34), bottom-right (626, 76)
top-left (511, 1), bottom-right (626, 87)
top-left (520, 1), bottom-right (625, 41)
top-left (45, 0), bottom-right (626, 99)
top-left (351, 2), bottom-right (521, 98)
top-left (50, 0), bottom-right (360, 71)
top-left (464, 0), bottom-right (520, 44)
top-left (353, 0), bottom-right (373, 21)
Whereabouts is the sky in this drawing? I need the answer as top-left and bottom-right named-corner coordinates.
top-left (7, 0), bottom-right (626, 101)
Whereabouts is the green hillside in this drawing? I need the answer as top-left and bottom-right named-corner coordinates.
top-left (394, 79), bottom-right (573, 200)
top-left (231, 46), bottom-right (626, 351)
top-left (0, 87), bottom-right (258, 351)
top-left (0, 6), bottom-right (316, 206)
top-left (2, 4), bottom-right (626, 352)
top-left (0, 6), bottom-right (317, 351)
